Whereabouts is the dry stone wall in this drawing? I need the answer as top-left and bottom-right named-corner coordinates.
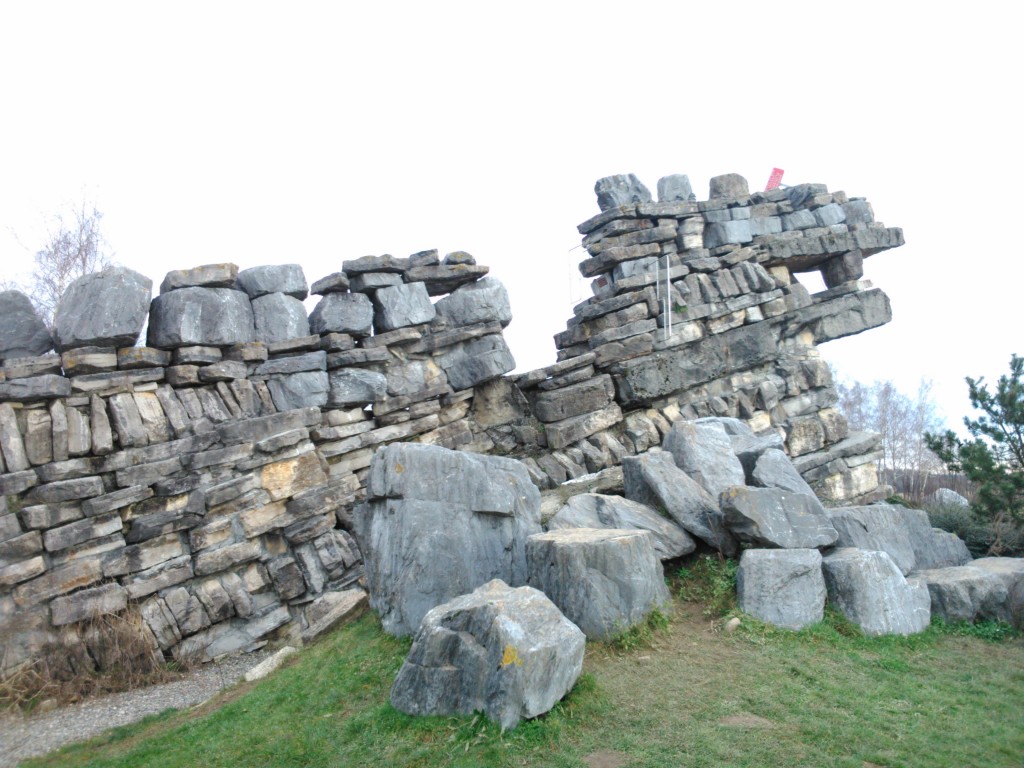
top-left (0, 171), bottom-right (903, 671)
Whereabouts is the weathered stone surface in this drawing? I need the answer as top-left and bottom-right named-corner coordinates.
top-left (310, 272), bottom-right (350, 295)
top-left (140, 596), bottom-right (182, 650)
top-left (595, 174), bottom-right (651, 211)
top-left (720, 486), bottom-right (837, 549)
top-left (404, 263), bottom-right (489, 296)
top-left (50, 582), bottom-right (128, 626)
top-left (372, 282), bottom-right (436, 332)
top-left (251, 293), bottom-right (310, 343)
top-left (327, 368), bottom-right (387, 407)
top-left (12, 559), bottom-right (103, 606)
top-left (24, 409), bottom-right (52, 466)
top-left (301, 588), bottom-right (367, 642)
top-left (0, 402), bottom-right (29, 471)
top-left (622, 451), bottom-right (735, 554)
top-left (435, 335), bottom-right (516, 391)
top-left (254, 351), bottom-right (326, 377)
top-left (237, 264), bottom-right (308, 300)
top-left (897, 507), bottom-right (974, 570)
top-left (822, 548), bottom-right (931, 636)
top-left (708, 173), bottom-right (749, 199)
top-left (527, 528), bottom-right (670, 639)
top-left (349, 272), bottom-right (404, 294)
top-left (148, 287), bottom-right (255, 348)
top-left (194, 541), bottom-right (262, 577)
top-left (43, 512), bottom-right (123, 552)
top-left (60, 347), bottom-right (117, 376)
top-left (826, 504), bottom-right (918, 575)
top-left (160, 263), bottom-right (238, 293)
top-left (931, 488), bottom-right (970, 508)
top-left (308, 292), bottom-right (373, 337)
top-left (533, 375), bottom-right (614, 423)
top-left (390, 579), bottom-right (584, 730)
top-left (0, 291), bottom-right (52, 361)
top-left (434, 278), bottom-right (512, 328)
top-left (544, 402), bottom-right (623, 451)
top-left (750, 448), bottom-right (817, 496)
top-left (0, 556), bottom-right (47, 588)
top-left (657, 174), bottom-right (694, 202)
top-left (25, 476), bottom-right (105, 505)
top-left (53, 267), bottom-right (152, 351)
top-left (546, 493), bottom-right (695, 560)
top-left (0, 374), bottom-right (71, 402)
top-left (266, 371), bottom-right (329, 410)
top-left (915, 565), bottom-right (1009, 623)
top-left (164, 586), bottom-right (211, 635)
top-left (357, 443), bottom-right (541, 636)
top-left (663, 420), bottom-right (746, 499)
top-left (737, 548), bottom-right (825, 630)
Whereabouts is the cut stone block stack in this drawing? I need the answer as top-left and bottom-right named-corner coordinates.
top-left (517, 171), bottom-right (902, 502)
top-left (4, 169), bottom-right (958, 682)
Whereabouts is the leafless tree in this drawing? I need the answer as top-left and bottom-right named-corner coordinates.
top-left (10, 200), bottom-right (112, 327)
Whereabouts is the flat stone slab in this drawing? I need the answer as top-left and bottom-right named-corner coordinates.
top-left (390, 579), bottom-right (585, 730)
top-left (720, 486), bottom-right (837, 549)
top-left (526, 527), bottom-right (670, 640)
top-left (737, 549), bottom-right (825, 630)
top-left (546, 492), bottom-right (694, 560)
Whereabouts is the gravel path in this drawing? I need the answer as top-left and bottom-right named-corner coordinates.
top-left (0, 650), bottom-right (271, 768)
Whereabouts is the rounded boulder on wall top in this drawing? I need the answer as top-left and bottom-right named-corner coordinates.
top-left (0, 290), bottom-right (53, 361)
top-left (147, 286), bottom-right (256, 348)
top-left (52, 266), bottom-right (153, 352)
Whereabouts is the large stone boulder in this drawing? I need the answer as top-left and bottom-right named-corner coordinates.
top-left (266, 371), bottom-right (329, 410)
top-left (720, 486), bottom-right (837, 549)
top-left (822, 548), bottom-right (931, 636)
top-left (372, 282), bottom-right (436, 332)
top-left (737, 549), bottom-right (825, 630)
top-left (526, 528), bottom-right (670, 640)
top-left (355, 444), bottom-right (542, 636)
top-left (750, 448), bottom-right (817, 496)
top-left (251, 293), bottom-right (310, 343)
top-left (546, 492), bottom-right (695, 560)
top-left (308, 292), bottom-right (373, 337)
top-left (900, 507), bottom-right (973, 569)
top-left (390, 579), bottom-right (585, 730)
top-left (594, 174), bottom-right (652, 211)
top-left (621, 451), bottom-right (735, 555)
top-left (0, 290), bottom-right (52, 360)
top-left (148, 287), bottom-right (255, 348)
top-left (663, 421), bottom-right (746, 499)
top-left (435, 335), bottom-right (516, 391)
top-left (237, 264), bottom-right (307, 300)
top-left (915, 565), bottom-right (1009, 623)
top-left (328, 369), bottom-right (387, 407)
top-left (52, 267), bottom-right (152, 352)
top-left (826, 505), bottom-right (918, 575)
top-left (931, 488), bottom-right (970, 508)
top-left (434, 278), bottom-right (513, 328)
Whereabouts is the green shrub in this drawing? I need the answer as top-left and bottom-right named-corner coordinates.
top-left (675, 554), bottom-right (738, 617)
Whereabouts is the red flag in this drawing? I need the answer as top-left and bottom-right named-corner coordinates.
top-left (765, 168), bottom-right (784, 191)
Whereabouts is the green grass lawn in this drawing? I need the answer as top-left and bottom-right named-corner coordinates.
top-left (22, 589), bottom-right (1024, 768)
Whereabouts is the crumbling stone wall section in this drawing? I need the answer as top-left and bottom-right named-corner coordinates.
top-left (0, 172), bottom-right (903, 670)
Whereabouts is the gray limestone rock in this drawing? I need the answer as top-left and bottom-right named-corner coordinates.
top-left (434, 278), bottom-right (513, 329)
top-left (310, 272), bottom-right (350, 295)
top-left (435, 334), bottom-right (516, 391)
top-left (372, 282), bottom-right (436, 332)
top-left (266, 371), bottom-right (329, 410)
top-left (931, 488), bottom-right (970, 508)
top-left (900, 507), bottom-right (973, 569)
top-left (720, 486), bottom-right (838, 549)
top-left (404, 264), bottom-right (489, 296)
top-left (308, 292), bottom-right (373, 337)
top-left (750, 448), bottom-right (817, 496)
top-left (663, 420), bottom-right (746, 499)
top-left (0, 374), bottom-right (71, 402)
top-left (0, 291), bottom-right (52, 361)
top-left (532, 375), bottom-right (614, 423)
top-left (594, 174), bottom-right (652, 211)
top-left (737, 548), bottom-right (826, 630)
top-left (546, 493), bottom-right (695, 560)
top-left (159, 263), bottom-right (238, 293)
top-left (526, 528), bottom-right (670, 640)
top-left (731, 434), bottom-right (786, 477)
top-left (622, 451), bottom-right (735, 555)
top-left (826, 504), bottom-right (918, 575)
top-left (355, 443), bottom-right (542, 636)
top-left (657, 174), bottom-right (694, 202)
top-left (148, 287), bottom-right (255, 348)
top-left (390, 579), bottom-right (584, 730)
top-left (52, 267), bottom-right (152, 352)
top-left (328, 368), bottom-right (387, 407)
top-left (237, 264), bottom-right (308, 300)
top-left (251, 293), bottom-right (310, 343)
top-left (822, 548), bottom-right (931, 636)
top-left (708, 173), bottom-right (749, 199)
top-left (915, 565), bottom-right (1009, 623)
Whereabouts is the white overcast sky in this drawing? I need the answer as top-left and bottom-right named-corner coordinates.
top-left (1, 1), bottom-right (1020, 431)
